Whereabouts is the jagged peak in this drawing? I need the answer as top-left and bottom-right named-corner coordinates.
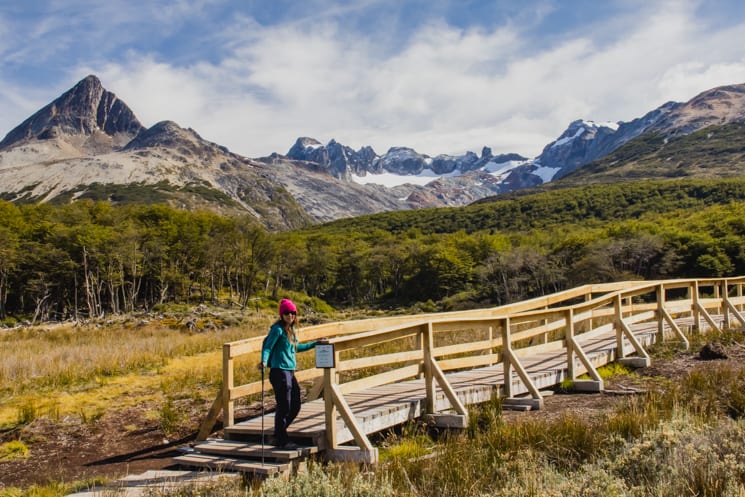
top-left (122, 120), bottom-right (202, 151)
top-left (76, 74), bottom-right (104, 91)
top-left (295, 136), bottom-right (323, 148)
top-left (0, 74), bottom-right (145, 152)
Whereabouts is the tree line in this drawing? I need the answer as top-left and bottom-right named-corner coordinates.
top-left (1, 177), bottom-right (744, 323)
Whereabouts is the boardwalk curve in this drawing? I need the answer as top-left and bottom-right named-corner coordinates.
top-left (176, 277), bottom-right (745, 475)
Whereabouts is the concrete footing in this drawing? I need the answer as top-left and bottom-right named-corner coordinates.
top-left (573, 380), bottom-right (604, 392)
top-left (619, 357), bottom-right (651, 368)
top-left (324, 446), bottom-right (378, 465)
top-left (424, 413), bottom-right (468, 429)
top-left (502, 397), bottom-right (544, 411)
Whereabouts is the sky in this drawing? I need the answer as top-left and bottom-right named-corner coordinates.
top-left (2, 0), bottom-right (745, 159)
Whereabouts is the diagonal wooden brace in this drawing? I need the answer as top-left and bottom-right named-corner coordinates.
top-left (430, 357), bottom-right (468, 416)
top-left (569, 335), bottom-right (603, 383)
top-left (329, 382), bottom-right (374, 452)
top-left (694, 301), bottom-right (722, 333)
top-left (196, 389), bottom-right (223, 441)
top-left (508, 352), bottom-right (543, 400)
top-left (659, 306), bottom-right (689, 349)
top-left (502, 317), bottom-right (543, 402)
top-left (617, 317), bottom-right (651, 367)
top-left (724, 298), bottom-right (745, 328)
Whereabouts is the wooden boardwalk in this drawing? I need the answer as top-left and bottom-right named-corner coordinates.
top-left (175, 277), bottom-right (745, 475)
top-left (221, 319), bottom-right (664, 448)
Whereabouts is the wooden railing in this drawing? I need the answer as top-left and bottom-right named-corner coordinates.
top-left (198, 277), bottom-right (745, 456)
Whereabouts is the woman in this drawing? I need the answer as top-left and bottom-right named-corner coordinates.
top-left (259, 298), bottom-right (317, 449)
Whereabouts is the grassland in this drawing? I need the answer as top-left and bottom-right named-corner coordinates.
top-left (4, 311), bottom-right (745, 497)
top-left (0, 319), bottom-right (260, 430)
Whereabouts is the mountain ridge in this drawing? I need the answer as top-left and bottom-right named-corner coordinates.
top-left (2, 75), bottom-right (745, 229)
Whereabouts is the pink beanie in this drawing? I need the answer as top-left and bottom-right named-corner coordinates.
top-left (279, 298), bottom-right (297, 316)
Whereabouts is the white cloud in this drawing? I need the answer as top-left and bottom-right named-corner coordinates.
top-left (4, 0), bottom-right (745, 160)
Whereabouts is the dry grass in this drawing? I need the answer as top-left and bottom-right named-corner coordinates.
top-left (0, 312), bottom-right (273, 429)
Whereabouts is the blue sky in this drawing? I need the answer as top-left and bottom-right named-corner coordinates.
top-left (2, 0), bottom-right (745, 158)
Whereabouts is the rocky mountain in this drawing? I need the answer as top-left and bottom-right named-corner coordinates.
top-left (283, 84), bottom-right (745, 197)
top-left (0, 76), bottom-right (317, 229)
top-left (285, 136), bottom-right (531, 199)
top-left (2, 76), bottom-right (745, 229)
top-left (533, 102), bottom-right (681, 180)
top-left (528, 83), bottom-right (745, 183)
top-left (287, 136), bottom-right (526, 179)
top-left (0, 74), bottom-right (145, 155)
top-left (554, 120), bottom-right (745, 185)
top-left (648, 84), bottom-right (745, 135)
top-left (0, 75), bottom-right (537, 227)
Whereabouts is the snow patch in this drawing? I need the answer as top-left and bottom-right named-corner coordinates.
top-left (550, 127), bottom-right (585, 149)
top-left (532, 165), bottom-right (561, 183)
top-left (352, 169), bottom-right (442, 187)
top-left (586, 120), bottom-right (619, 131)
top-left (483, 159), bottom-right (525, 178)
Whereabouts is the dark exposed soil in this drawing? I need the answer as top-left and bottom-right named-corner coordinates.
top-left (0, 401), bottom-right (266, 490)
top-left (3, 342), bottom-right (745, 490)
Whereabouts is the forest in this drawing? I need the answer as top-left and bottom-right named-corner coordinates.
top-left (1, 177), bottom-right (745, 324)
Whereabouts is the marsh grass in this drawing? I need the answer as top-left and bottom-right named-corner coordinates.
top-left (0, 478), bottom-right (109, 497)
top-left (10, 313), bottom-right (745, 497)
top-left (0, 314), bottom-right (272, 429)
top-left (0, 319), bottom-right (267, 395)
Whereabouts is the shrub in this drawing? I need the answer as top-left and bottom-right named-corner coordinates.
top-left (252, 463), bottom-right (394, 497)
top-left (0, 440), bottom-right (29, 461)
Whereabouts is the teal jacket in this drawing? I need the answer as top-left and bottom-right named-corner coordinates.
top-left (261, 322), bottom-right (317, 371)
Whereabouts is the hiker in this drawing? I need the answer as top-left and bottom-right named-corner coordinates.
top-left (258, 298), bottom-right (318, 449)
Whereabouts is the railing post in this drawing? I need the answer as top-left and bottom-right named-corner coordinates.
top-left (501, 317), bottom-right (513, 398)
top-left (657, 284), bottom-right (665, 343)
top-left (423, 322), bottom-right (435, 415)
top-left (324, 357), bottom-right (338, 451)
top-left (222, 343), bottom-right (234, 428)
top-left (614, 295), bottom-right (624, 360)
top-left (416, 327), bottom-right (425, 378)
top-left (566, 308), bottom-right (575, 380)
top-left (692, 281), bottom-right (700, 332)
top-left (723, 279), bottom-right (730, 330)
top-left (488, 323), bottom-right (495, 366)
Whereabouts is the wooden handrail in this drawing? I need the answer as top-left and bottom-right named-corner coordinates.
top-left (197, 277), bottom-right (745, 443)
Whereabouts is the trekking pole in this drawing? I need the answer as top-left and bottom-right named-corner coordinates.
top-left (261, 365), bottom-right (265, 466)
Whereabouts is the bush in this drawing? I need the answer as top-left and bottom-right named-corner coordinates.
top-left (252, 463), bottom-right (393, 497)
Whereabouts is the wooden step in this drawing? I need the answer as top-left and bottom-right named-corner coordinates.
top-left (193, 440), bottom-right (318, 462)
top-left (222, 425), bottom-right (322, 446)
top-left (173, 453), bottom-right (289, 476)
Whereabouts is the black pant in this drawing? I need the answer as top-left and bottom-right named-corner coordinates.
top-left (269, 368), bottom-right (301, 445)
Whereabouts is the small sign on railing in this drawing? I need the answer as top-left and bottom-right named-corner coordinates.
top-left (315, 342), bottom-right (335, 368)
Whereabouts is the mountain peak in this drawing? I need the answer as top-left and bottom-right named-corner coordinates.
top-left (123, 120), bottom-right (184, 148)
top-left (651, 82), bottom-right (745, 134)
top-left (0, 74), bottom-right (145, 152)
